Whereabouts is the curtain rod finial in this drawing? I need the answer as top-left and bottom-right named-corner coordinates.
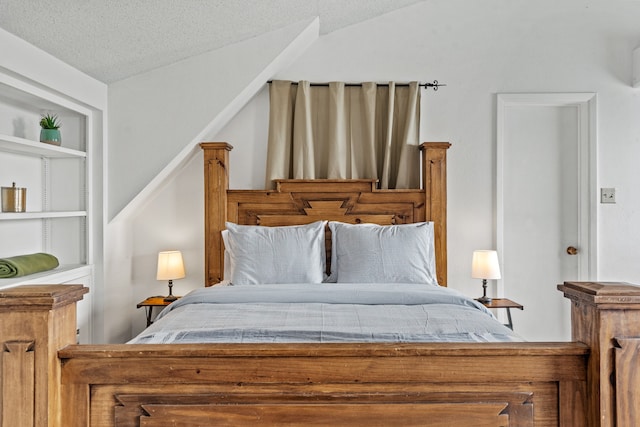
top-left (423, 80), bottom-right (446, 91)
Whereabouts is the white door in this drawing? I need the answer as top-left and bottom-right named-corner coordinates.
top-left (497, 93), bottom-right (596, 341)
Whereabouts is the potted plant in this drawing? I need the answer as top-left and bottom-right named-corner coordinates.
top-left (39, 114), bottom-right (61, 146)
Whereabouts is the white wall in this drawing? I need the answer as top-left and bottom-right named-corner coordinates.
top-left (118, 0), bottom-right (640, 341)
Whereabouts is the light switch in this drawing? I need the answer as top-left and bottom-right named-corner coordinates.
top-left (601, 188), bottom-right (616, 204)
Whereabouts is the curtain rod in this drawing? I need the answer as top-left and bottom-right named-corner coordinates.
top-left (267, 80), bottom-right (446, 91)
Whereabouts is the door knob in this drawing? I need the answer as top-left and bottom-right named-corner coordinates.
top-left (566, 246), bottom-right (578, 255)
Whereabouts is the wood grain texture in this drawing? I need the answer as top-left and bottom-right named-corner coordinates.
top-left (57, 341), bottom-right (587, 426)
top-left (0, 285), bottom-right (87, 427)
top-left (137, 402), bottom-right (510, 426)
top-left (0, 284), bottom-right (88, 311)
top-left (558, 281), bottom-right (640, 427)
top-left (2, 341), bottom-right (34, 427)
top-left (614, 338), bottom-right (640, 426)
top-left (421, 142), bottom-right (450, 286)
top-left (114, 391), bottom-right (533, 426)
top-left (200, 142), bottom-right (233, 286)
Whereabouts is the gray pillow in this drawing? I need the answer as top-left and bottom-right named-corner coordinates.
top-left (224, 221), bottom-right (327, 285)
top-left (328, 221), bottom-right (438, 285)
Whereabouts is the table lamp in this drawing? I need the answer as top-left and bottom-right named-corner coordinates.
top-left (156, 250), bottom-right (185, 302)
top-left (471, 250), bottom-right (501, 304)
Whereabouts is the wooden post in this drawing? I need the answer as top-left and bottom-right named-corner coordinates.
top-left (0, 285), bottom-right (87, 427)
top-left (200, 142), bottom-right (233, 286)
top-left (558, 281), bottom-right (640, 427)
top-left (613, 337), bottom-right (640, 426)
top-left (420, 142), bottom-right (451, 287)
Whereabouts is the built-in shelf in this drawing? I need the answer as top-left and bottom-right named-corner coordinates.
top-left (0, 264), bottom-right (92, 288)
top-left (0, 87), bottom-right (90, 267)
top-left (0, 134), bottom-right (86, 158)
top-left (0, 64), bottom-right (96, 342)
top-left (0, 211), bottom-right (87, 220)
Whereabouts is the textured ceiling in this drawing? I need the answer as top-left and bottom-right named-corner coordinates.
top-left (0, 0), bottom-right (423, 83)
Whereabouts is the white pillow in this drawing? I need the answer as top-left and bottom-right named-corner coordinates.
top-left (328, 221), bottom-right (438, 285)
top-left (223, 221), bottom-right (327, 285)
top-left (221, 230), bottom-right (231, 281)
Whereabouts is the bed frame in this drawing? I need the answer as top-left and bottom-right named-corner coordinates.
top-left (2, 142), bottom-right (640, 426)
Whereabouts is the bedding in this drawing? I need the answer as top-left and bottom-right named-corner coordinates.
top-left (328, 221), bottom-right (437, 285)
top-left (222, 221), bottom-right (327, 285)
top-left (129, 283), bottom-right (518, 344)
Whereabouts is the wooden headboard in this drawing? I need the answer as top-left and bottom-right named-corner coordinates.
top-left (201, 142), bottom-right (451, 287)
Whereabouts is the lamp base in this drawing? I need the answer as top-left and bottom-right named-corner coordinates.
top-left (477, 278), bottom-right (492, 305)
top-left (477, 295), bottom-right (493, 304)
top-left (163, 280), bottom-right (178, 303)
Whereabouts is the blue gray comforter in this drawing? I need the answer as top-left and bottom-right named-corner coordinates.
top-left (129, 283), bottom-right (519, 344)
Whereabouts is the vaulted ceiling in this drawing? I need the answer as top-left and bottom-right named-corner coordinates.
top-left (0, 0), bottom-right (423, 83)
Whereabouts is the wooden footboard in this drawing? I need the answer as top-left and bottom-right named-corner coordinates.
top-left (58, 342), bottom-right (587, 426)
top-left (5, 282), bottom-right (640, 426)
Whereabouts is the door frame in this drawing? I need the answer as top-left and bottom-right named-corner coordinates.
top-left (496, 93), bottom-right (597, 297)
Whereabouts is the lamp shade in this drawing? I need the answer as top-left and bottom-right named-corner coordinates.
top-left (156, 251), bottom-right (186, 281)
top-left (471, 250), bottom-right (501, 280)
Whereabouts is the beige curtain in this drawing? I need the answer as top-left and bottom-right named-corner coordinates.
top-left (265, 80), bottom-right (421, 189)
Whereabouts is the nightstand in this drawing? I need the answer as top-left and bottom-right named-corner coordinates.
top-left (476, 298), bottom-right (523, 330)
top-left (137, 296), bottom-right (181, 327)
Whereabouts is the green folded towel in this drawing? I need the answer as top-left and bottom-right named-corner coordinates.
top-left (0, 252), bottom-right (59, 278)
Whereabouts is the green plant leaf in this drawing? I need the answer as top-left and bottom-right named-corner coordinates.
top-left (39, 114), bottom-right (61, 129)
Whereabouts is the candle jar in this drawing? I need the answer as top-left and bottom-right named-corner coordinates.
top-left (1, 182), bottom-right (26, 212)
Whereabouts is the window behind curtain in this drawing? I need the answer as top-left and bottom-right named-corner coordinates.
top-left (265, 80), bottom-right (421, 189)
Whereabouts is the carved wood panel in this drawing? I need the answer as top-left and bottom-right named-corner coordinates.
top-left (112, 391), bottom-right (532, 427)
top-left (2, 341), bottom-right (35, 427)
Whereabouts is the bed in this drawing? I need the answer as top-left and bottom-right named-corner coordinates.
top-left (130, 283), bottom-right (518, 345)
top-left (131, 214), bottom-right (516, 346)
top-left (2, 142), bottom-right (640, 426)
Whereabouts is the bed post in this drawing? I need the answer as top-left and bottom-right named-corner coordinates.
top-left (200, 142), bottom-right (233, 286)
top-left (559, 281), bottom-right (640, 426)
top-left (420, 142), bottom-right (451, 287)
top-left (0, 284), bottom-right (87, 426)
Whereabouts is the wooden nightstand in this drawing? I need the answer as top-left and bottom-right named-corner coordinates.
top-left (137, 296), bottom-right (181, 326)
top-left (476, 298), bottom-right (523, 330)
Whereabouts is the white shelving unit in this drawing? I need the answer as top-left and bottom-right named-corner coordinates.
top-left (0, 133), bottom-right (87, 157)
top-left (0, 76), bottom-right (95, 343)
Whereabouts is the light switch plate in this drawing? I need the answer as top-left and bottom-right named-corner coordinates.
top-left (601, 188), bottom-right (616, 204)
